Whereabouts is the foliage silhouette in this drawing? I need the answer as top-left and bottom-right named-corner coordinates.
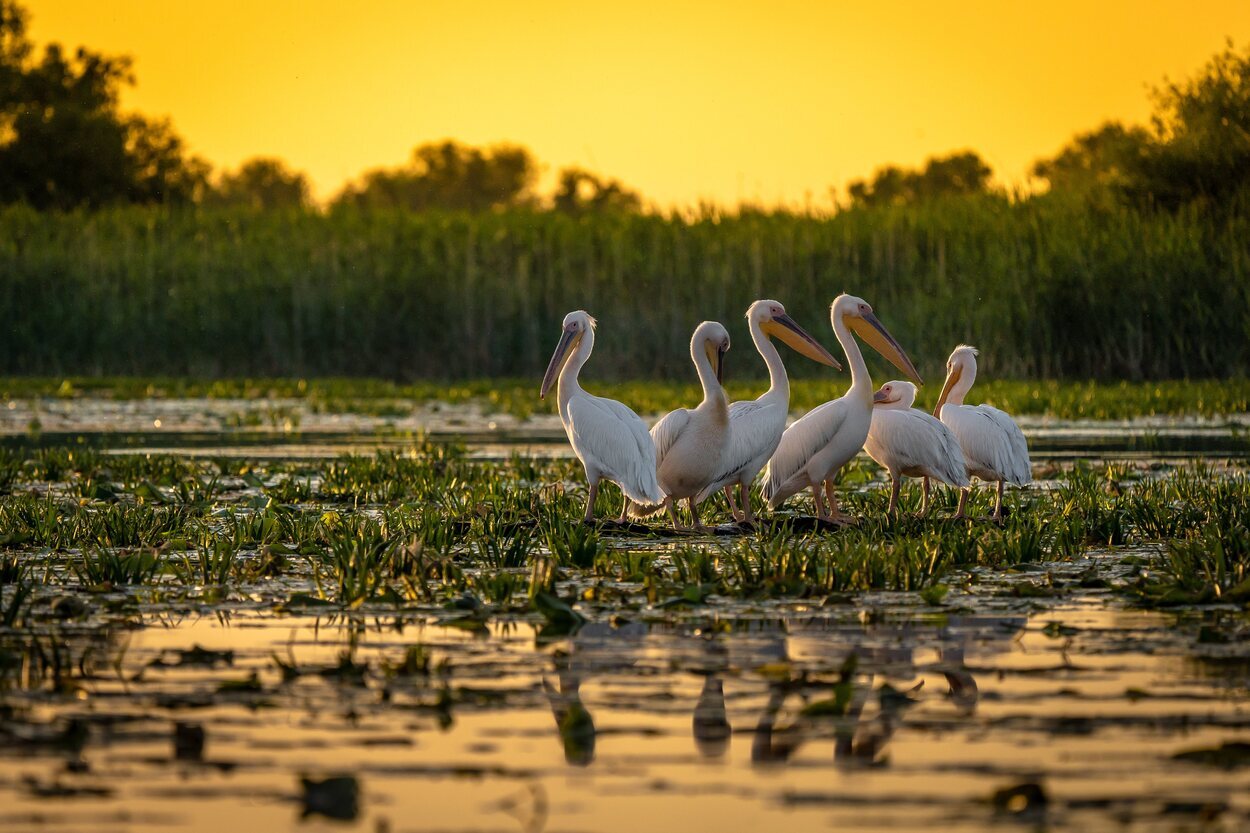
top-left (0, 0), bottom-right (206, 208)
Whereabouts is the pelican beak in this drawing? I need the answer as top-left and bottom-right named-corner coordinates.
top-left (933, 366), bottom-right (961, 417)
top-left (762, 314), bottom-right (842, 370)
top-left (540, 328), bottom-right (578, 400)
top-left (872, 387), bottom-right (891, 404)
top-left (703, 342), bottom-right (727, 385)
top-left (847, 312), bottom-right (923, 386)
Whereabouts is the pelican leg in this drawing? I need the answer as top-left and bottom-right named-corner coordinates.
top-left (825, 479), bottom-right (856, 526)
top-left (920, 477), bottom-right (931, 516)
top-left (616, 494), bottom-right (631, 524)
top-left (992, 480), bottom-right (1005, 522)
top-left (688, 498), bottom-right (707, 532)
top-left (665, 496), bottom-right (688, 531)
top-left (583, 480), bottom-right (600, 524)
top-left (888, 476), bottom-right (900, 515)
top-left (809, 483), bottom-right (829, 520)
top-left (724, 486), bottom-right (745, 523)
top-left (739, 483), bottom-right (756, 525)
top-left (953, 488), bottom-right (970, 520)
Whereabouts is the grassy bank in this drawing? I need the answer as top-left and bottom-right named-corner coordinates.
top-left (1, 376), bottom-right (1247, 420)
top-left (1, 194), bottom-right (1247, 381)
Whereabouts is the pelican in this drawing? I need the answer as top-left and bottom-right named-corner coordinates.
top-left (632, 321), bottom-right (732, 530)
top-left (540, 310), bottom-right (665, 523)
top-left (696, 300), bottom-right (841, 525)
top-left (934, 345), bottom-right (1031, 520)
top-left (864, 380), bottom-right (969, 515)
top-left (763, 295), bottom-right (923, 524)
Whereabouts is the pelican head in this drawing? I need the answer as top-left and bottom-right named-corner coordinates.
top-left (540, 310), bottom-right (596, 399)
top-left (933, 344), bottom-right (979, 416)
top-left (872, 380), bottom-right (918, 409)
top-left (832, 294), bottom-right (923, 386)
top-left (749, 299), bottom-right (841, 369)
top-left (692, 321), bottom-right (731, 384)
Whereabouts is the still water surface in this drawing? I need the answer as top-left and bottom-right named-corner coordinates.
top-left (0, 399), bottom-right (1247, 831)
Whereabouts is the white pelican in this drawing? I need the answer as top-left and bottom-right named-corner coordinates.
top-left (540, 310), bottom-right (665, 523)
top-left (632, 321), bottom-right (732, 530)
top-left (933, 345), bottom-right (1031, 520)
top-left (695, 300), bottom-right (840, 525)
top-left (864, 380), bottom-right (969, 515)
top-left (763, 295), bottom-right (923, 524)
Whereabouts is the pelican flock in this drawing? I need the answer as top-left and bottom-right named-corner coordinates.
top-left (696, 300), bottom-right (840, 525)
top-left (763, 294), bottom-right (923, 524)
top-left (541, 301), bottom-right (1032, 530)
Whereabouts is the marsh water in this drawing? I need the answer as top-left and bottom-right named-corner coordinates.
top-left (1, 398), bottom-right (1249, 832)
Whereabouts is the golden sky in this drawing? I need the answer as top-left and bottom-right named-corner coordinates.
top-left (26, 0), bottom-right (1250, 206)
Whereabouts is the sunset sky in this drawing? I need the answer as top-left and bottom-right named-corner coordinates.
top-left (25, 1), bottom-right (1250, 207)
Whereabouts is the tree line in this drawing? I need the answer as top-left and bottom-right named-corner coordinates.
top-left (3, 0), bottom-right (1250, 216)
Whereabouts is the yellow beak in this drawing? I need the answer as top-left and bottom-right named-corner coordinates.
top-left (933, 365), bottom-right (961, 417)
top-left (847, 311), bottom-right (923, 386)
top-left (540, 329), bottom-right (579, 399)
top-left (762, 313), bottom-right (842, 370)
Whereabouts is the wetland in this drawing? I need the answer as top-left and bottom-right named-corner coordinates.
top-left (0, 387), bottom-right (1247, 832)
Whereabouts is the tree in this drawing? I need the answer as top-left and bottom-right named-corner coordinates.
top-left (209, 157), bottom-right (310, 209)
top-left (1031, 122), bottom-right (1151, 193)
top-left (1130, 40), bottom-right (1250, 209)
top-left (845, 151), bottom-right (993, 208)
top-left (0, 0), bottom-right (207, 209)
top-left (552, 167), bottom-right (641, 215)
top-left (335, 140), bottom-right (537, 211)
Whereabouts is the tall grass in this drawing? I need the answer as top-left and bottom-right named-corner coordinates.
top-left (1, 193), bottom-right (1247, 380)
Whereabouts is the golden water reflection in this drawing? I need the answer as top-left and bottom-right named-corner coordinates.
top-left (1, 600), bottom-right (1248, 832)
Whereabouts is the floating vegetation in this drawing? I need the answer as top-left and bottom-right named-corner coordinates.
top-left (0, 435), bottom-right (1246, 831)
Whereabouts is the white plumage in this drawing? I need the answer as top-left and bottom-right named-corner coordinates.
top-left (764, 294), bottom-right (923, 524)
top-left (633, 320), bottom-right (733, 530)
top-left (696, 300), bottom-right (839, 524)
top-left (864, 380), bottom-right (968, 514)
top-left (540, 311), bottom-right (664, 522)
top-left (934, 345), bottom-right (1031, 520)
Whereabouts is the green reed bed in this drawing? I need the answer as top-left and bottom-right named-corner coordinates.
top-left (1, 195), bottom-right (1248, 382)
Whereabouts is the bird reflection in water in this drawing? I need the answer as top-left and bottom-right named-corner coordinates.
top-left (543, 652), bottom-right (596, 766)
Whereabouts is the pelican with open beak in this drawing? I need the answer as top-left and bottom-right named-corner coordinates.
top-left (630, 321), bottom-right (732, 531)
top-left (540, 310), bottom-right (665, 523)
top-left (933, 344), bottom-right (1031, 520)
top-left (695, 300), bottom-right (840, 525)
top-left (763, 294), bottom-right (923, 524)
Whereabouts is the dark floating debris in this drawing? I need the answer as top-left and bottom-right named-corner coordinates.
top-left (300, 775), bottom-right (361, 820)
top-left (173, 722), bottom-right (205, 761)
top-left (1171, 741), bottom-right (1250, 769)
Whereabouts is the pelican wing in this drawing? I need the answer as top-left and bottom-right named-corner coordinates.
top-left (696, 398), bottom-right (783, 502)
top-left (946, 404), bottom-right (1031, 485)
top-left (648, 407), bottom-right (691, 469)
top-left (567, 393), bottom-right (665, 504)
top-left (763, 398), bottom-right (848, 502)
